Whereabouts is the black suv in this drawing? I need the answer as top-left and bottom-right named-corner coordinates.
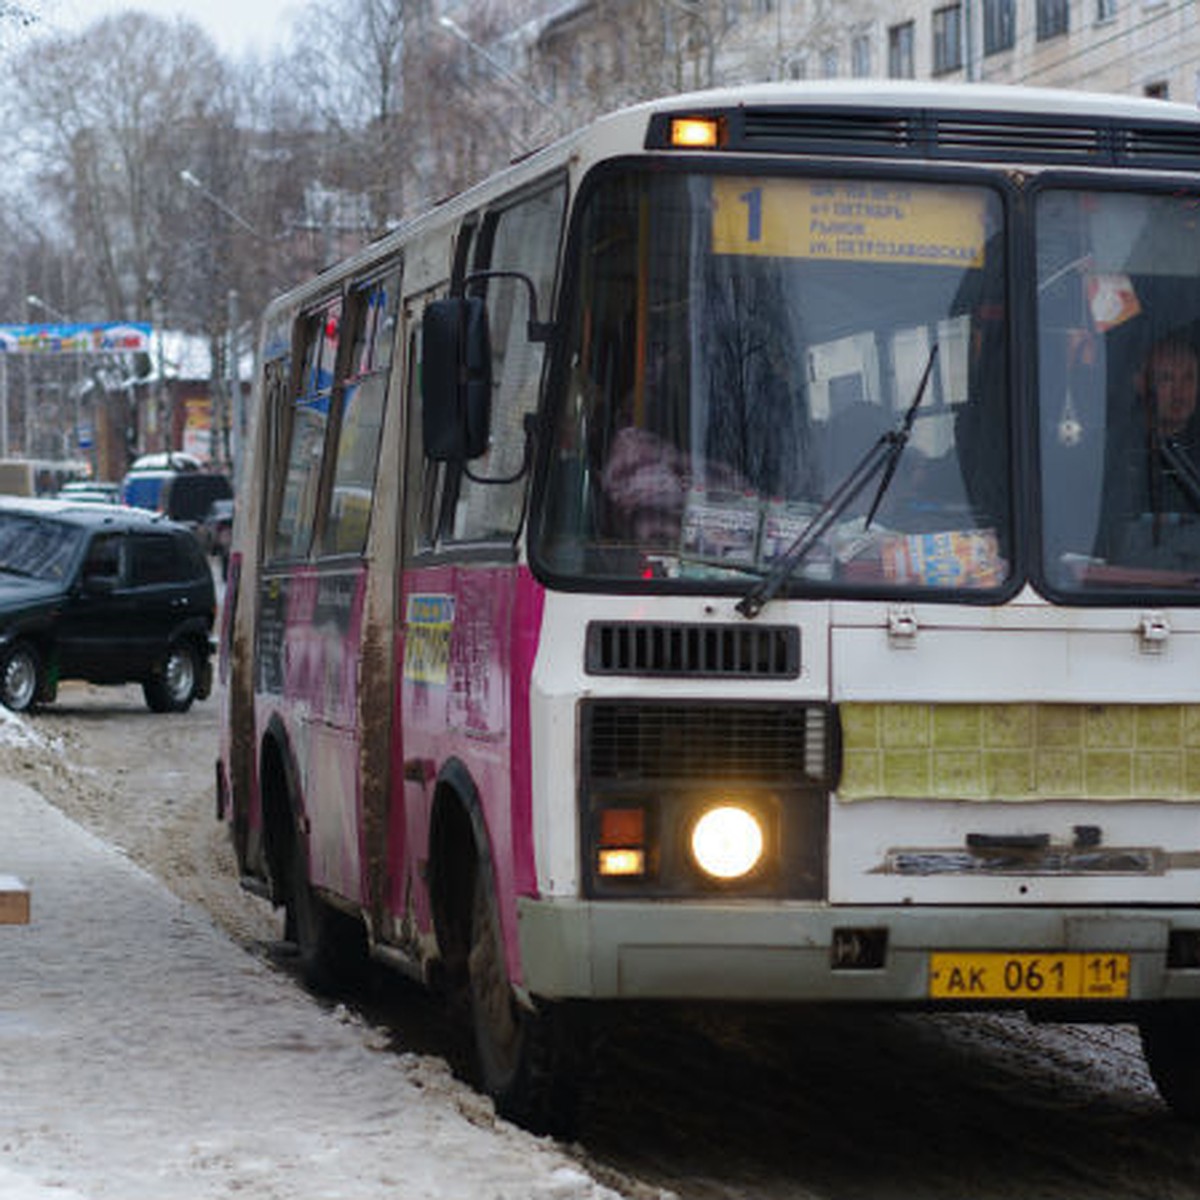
top-left (0, 498), bottom-right (215, 713)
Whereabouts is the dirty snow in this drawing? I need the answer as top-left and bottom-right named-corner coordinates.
top-left (0, 772), bottom-right (629, 1200)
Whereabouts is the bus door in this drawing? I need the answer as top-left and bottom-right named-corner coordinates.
top-left (387, 282), bottom-right (454, 951)
top-left (267, 295), bottom-right (368, 905)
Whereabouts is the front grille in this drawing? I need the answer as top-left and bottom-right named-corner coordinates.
top-left (586, 621), bottom-right (800, 679)
top-left (584, 701), bottom-right (822, 783)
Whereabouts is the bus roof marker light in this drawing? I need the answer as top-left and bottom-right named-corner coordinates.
top-left (670, 117), bottom-right (720, 149)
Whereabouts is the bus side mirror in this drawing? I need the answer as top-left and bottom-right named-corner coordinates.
top-left (421, 296), bottom-right (492, 462)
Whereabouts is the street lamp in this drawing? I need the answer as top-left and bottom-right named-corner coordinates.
top-left (26, 294), bottom-right (69, 323)
top-left (178, 170), bottom-right (262, 473)
top-left (437, 15), bottom-right (560, 124)
top-left (179, 170), bottom-right (267, 240)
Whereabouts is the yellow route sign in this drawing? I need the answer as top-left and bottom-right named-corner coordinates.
top-left (712, 177), bottom-right (987, 269)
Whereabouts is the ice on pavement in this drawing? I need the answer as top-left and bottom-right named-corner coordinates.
top-left (0, 778), bottom-right (624, 1200)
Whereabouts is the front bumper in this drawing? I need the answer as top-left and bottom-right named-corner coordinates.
top-left (517, 898), bottom-right (1200, 1004)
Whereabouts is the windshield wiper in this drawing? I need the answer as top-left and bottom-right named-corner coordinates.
top-left (737, 344), bottom-right (939, 619)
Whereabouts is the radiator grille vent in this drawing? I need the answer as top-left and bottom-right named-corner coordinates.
top-left (584, 701), bottom-right (821, 783)
top-left (586, 622), bottom-right (799, 679)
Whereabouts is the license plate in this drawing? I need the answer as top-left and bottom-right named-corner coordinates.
top-left (928, 952), bottom-right (1130, 1000)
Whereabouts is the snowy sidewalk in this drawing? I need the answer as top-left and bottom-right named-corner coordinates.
top-left (0, 779), bottom-right (618, 1200)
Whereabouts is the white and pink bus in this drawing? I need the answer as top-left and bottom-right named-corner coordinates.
top-left (219, 81), bottom-right (1200, 1131)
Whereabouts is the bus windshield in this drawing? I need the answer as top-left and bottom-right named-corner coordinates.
top-left (537, 168), bottom-right (1012, 593)
top-left (1037, 186), bottom-right (1200, 596)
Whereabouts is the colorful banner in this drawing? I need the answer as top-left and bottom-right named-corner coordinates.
top-left (0, 323), bottom-right (153, 356)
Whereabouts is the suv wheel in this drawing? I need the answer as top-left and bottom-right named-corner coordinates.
top-left (143, 641), bottom-right (199, 713)
top-left (0, 641), bottom-right (41, 713)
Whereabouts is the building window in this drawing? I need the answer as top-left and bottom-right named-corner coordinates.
top-left (822, 47), bottom-right (839, 77)
top-left (851, 32), bottom-right (872, 77)
top-left (1096, 0), bottom-right (1118, 19)
top-left (983, 0), bottom-right (1015, 53)
top-left (1037, 0), bottom-right (1069, 39)
top-left (933, 5), bottom-right (963, 74)
top-left (888, 21), bottom-right (915, 77)
top-left (788, 53), bottom-right (808, 80)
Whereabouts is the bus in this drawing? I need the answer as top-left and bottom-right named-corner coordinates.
top-left (218, 81), bottom-right (1200, 1132)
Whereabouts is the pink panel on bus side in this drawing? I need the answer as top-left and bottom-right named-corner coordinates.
top-left (259, 562), bottom-right (369, 902)
top-left (387, 562), bottom-right (545, 984)
top-left (509, 568), bottom-right (546, 902)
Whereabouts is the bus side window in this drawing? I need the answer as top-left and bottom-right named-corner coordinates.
top-left (408, 319), bottom-right (441, 552)
top-left (319, 267), bottom-right (401, 558)
top-left (270, 299), bottom-right (341, 561)
top-left (449, 178), bottom-right (567, 544)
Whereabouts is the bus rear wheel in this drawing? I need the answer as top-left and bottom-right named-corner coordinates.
top-left (1140, 1006), bottom-right (1200, 1120)
top-left (285, 825), bottom-right (369, 995)
top-left (467, 864), bottom-right (581, 1136)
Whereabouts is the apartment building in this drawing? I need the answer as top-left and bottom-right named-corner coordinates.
top-left (530, 0), bottom-right (1200, 130)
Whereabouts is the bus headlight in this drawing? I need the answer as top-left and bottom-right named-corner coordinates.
top-left (689, 805), bottom-right (765, 881)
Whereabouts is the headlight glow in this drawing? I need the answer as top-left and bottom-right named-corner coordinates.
top-left (690, 805), bottom-right (765, 881)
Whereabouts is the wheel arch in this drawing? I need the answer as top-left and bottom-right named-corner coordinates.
top-left (259, 716), bottom-right (304, 909)
top-left (427, 757), bottom-right (493, 986)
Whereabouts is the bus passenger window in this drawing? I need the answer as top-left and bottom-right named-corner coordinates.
top-left (271, 299), bottom-right (341, 561)
top-left (320, 270), bottom-right (400, 557)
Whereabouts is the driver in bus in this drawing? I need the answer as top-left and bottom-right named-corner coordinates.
top-left (1108, 332), bottom-right (1200, 568)
top-left (1132, 334), bottom-right (1200, 510)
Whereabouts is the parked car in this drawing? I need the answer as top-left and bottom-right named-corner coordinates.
top-left (121, 464), bottom-right (233, 531)
top-left (0, 498), bottom-right (215, 713)
top-left (55, 481), bottom-right (120, 505)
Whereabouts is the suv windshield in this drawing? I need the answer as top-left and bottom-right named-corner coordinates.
top-left (1037, 186), bottom-right (1200, 596)
top-left (0, 514), bottom-right (82, 581)
top-left (536, 168), bottom-right (1012, 594)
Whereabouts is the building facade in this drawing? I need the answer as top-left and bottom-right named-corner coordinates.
top-left (528, 0), bottom-right (1200, 131)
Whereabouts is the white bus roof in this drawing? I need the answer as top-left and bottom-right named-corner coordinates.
top-left (259, 80), bottom-right (1200, 323)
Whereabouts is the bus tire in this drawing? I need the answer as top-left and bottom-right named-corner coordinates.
top-left (0, 640), bottom-right (42, 713)
top-left (1140, 1006), bottom-right (1200, 1121)
top-left (285, 824), bottom-right (369, 995)
top-left (467, 863), bottom-right (581, 1136)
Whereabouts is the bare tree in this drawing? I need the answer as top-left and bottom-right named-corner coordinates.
top-left (7, 14), bottom-right (238, 325)
top-left (288, 0), bottom-right (409, 235)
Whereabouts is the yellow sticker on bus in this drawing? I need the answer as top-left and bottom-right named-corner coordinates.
top-left (712, 177), bottom-right (987, 269)
top-left (404, 594), bottom-right (455, 685)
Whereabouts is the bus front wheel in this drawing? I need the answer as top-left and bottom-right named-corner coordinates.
top-left (1140, 1006), bottom-right (1200, 1120)
top-left (467, 864), bottom-right (581, 1136)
